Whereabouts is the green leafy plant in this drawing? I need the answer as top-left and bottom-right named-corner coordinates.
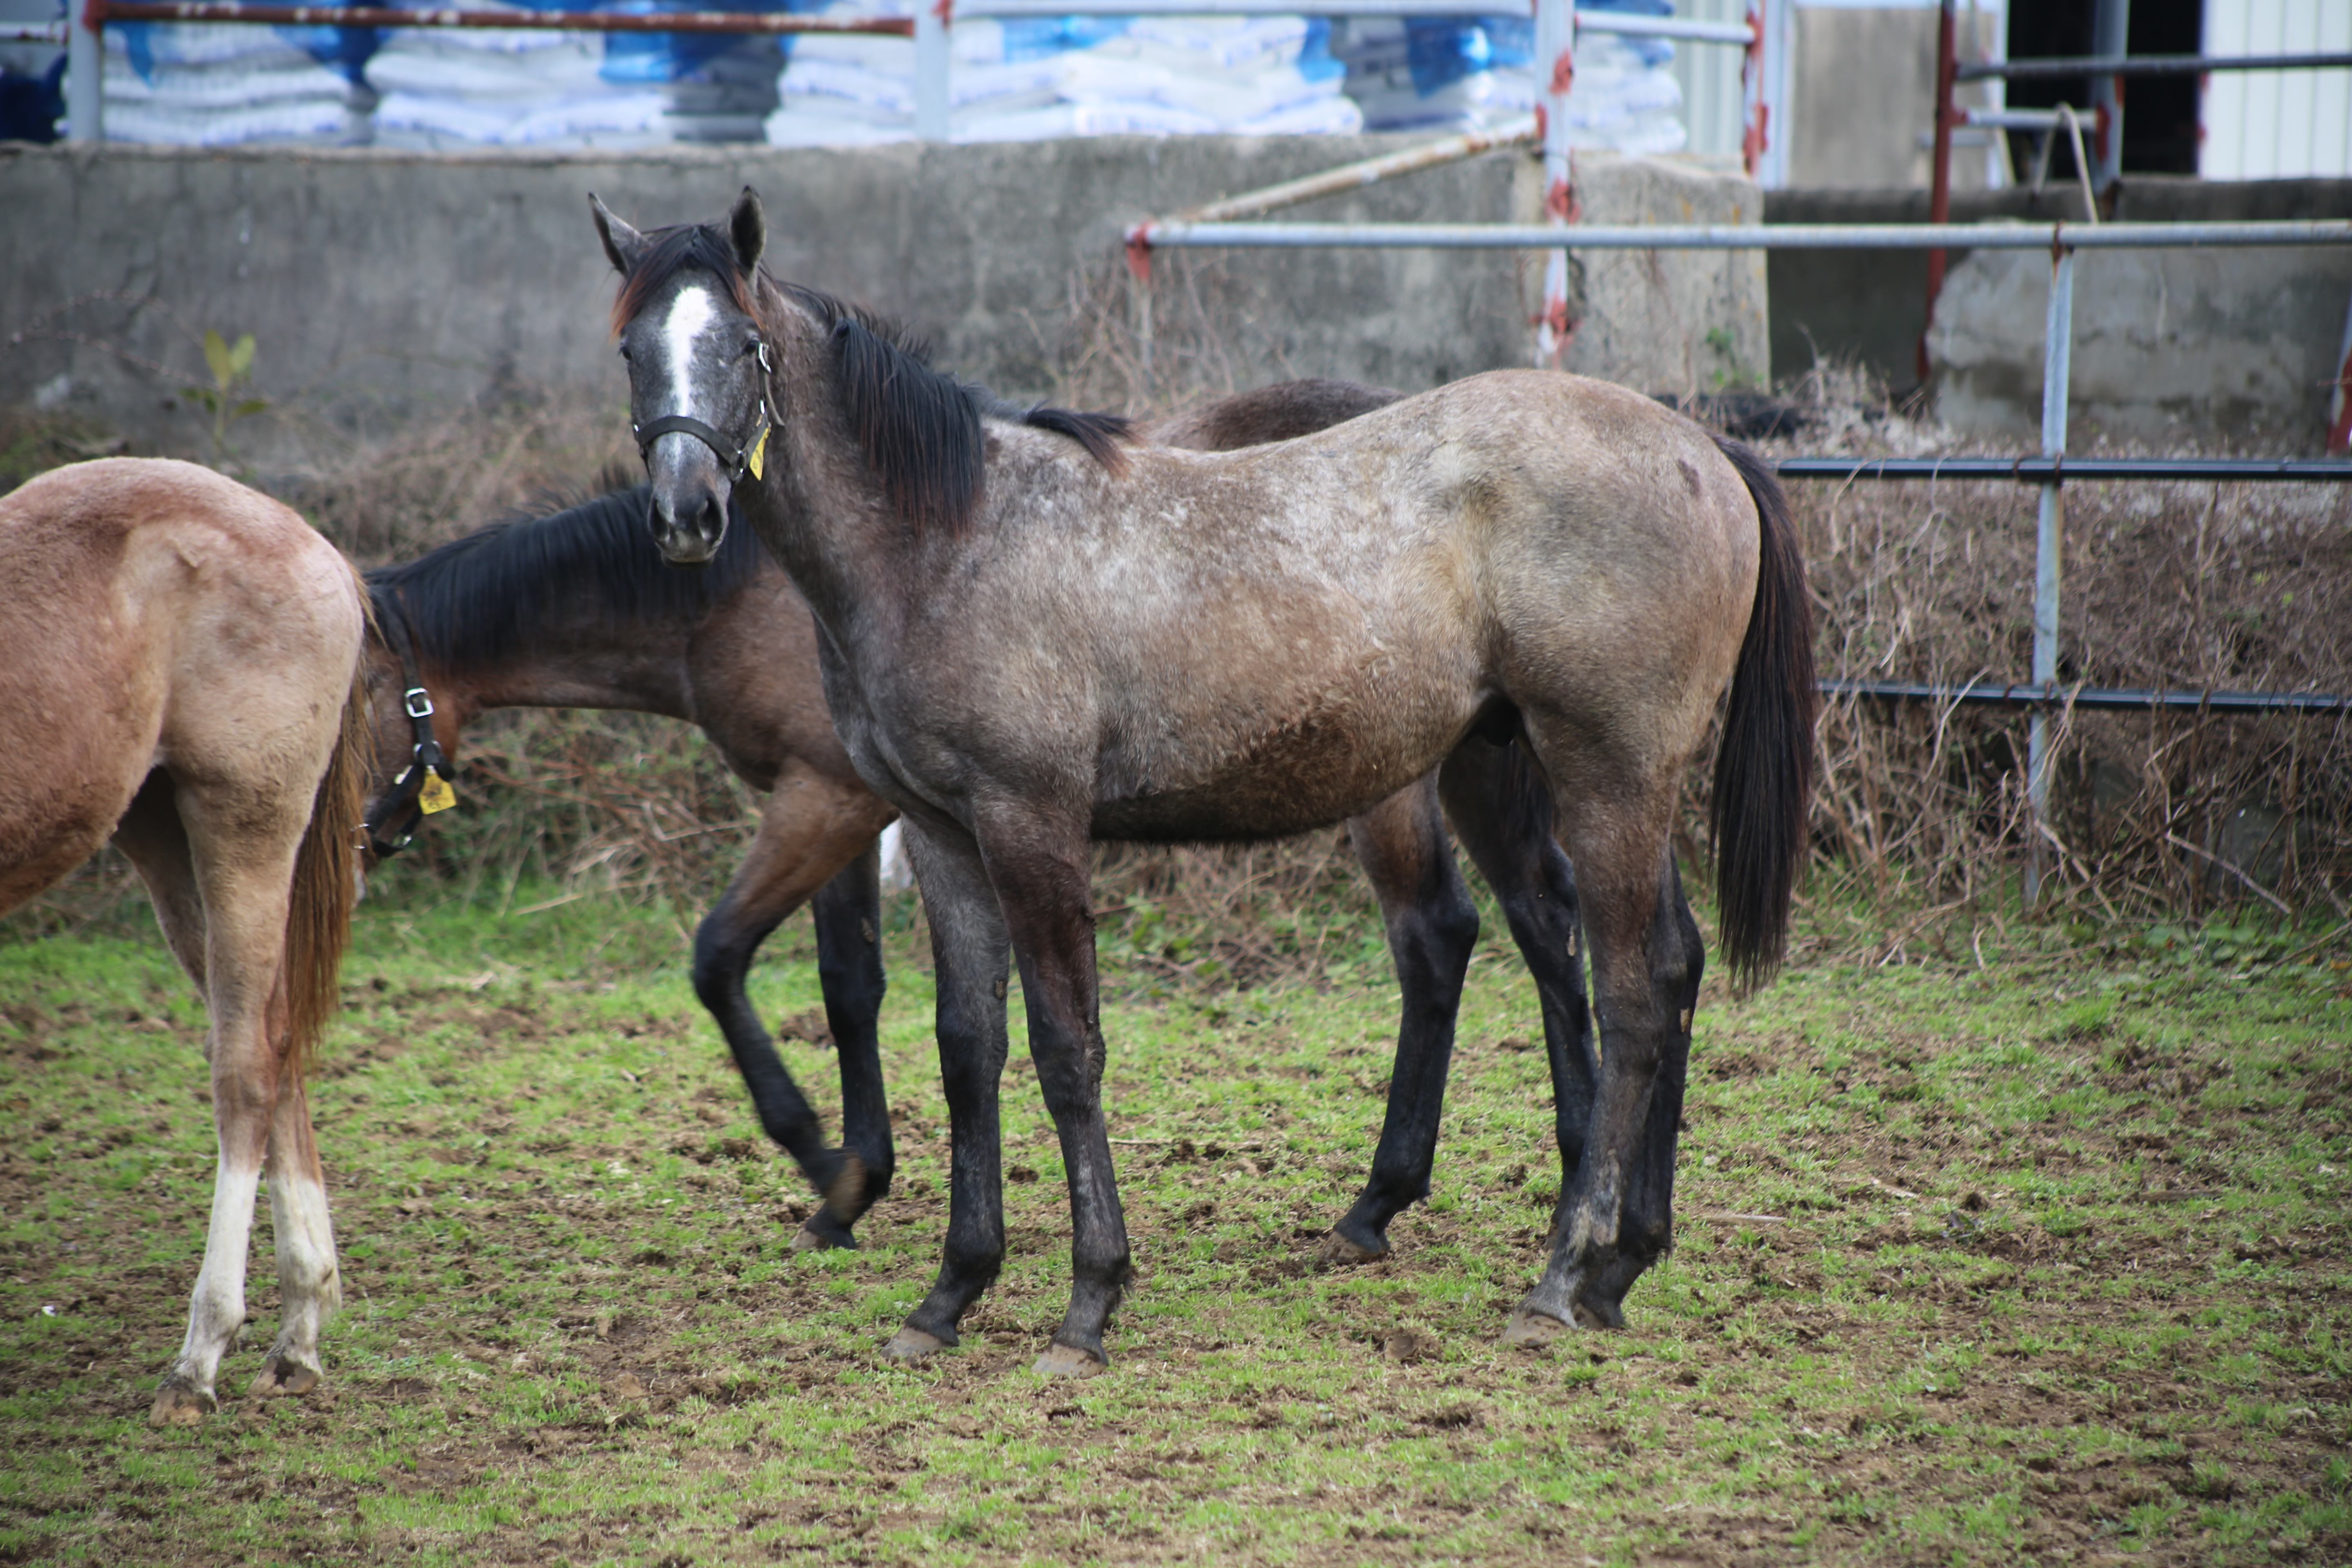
top-left (180, 328), bottom-right (268, 468)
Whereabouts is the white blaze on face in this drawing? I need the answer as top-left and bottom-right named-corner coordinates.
top-left (663, 285), bottom-right (717, 422)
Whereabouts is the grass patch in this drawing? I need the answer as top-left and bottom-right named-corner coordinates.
top-left (0, 884), bottom-right (2346, 1565)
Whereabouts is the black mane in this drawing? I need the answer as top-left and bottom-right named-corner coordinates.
top-left (777, 281), bottom-right (1134, 537)
top-left (366, 484), bottom-right (763, 669)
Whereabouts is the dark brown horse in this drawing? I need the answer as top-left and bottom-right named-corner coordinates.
top-left (359, 377), bottom-right (1600, 1272)
top-left (0, 458), bottom-right (371, 1422)
top-left (598, 189), bottom-right (1816, 1376)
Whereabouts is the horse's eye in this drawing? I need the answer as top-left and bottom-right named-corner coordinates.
top-left (619, 344), bottom-right (633, 363)
top-left (743, 339), bottom-right (763, 359)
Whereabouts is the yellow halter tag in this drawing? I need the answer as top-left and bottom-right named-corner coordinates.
top-left (747, 426), bottom-right (767, 482)
top-left (417, 766), bottom-right (457, 815)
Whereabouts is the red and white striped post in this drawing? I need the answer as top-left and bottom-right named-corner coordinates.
top-left (1533, 0), bottom-right (1575, 366)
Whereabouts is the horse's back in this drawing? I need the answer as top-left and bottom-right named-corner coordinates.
top-left (0, 459), bottom-right (363, 910)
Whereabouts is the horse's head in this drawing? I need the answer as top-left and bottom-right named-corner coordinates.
top-left (592, 187), bottom-right (770, 567)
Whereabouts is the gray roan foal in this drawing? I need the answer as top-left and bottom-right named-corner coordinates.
top-left (592, 189), bottom-right (1817, 1376)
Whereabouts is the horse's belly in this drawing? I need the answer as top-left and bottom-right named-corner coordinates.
top-left (1089, 690), bottom-right (1466, 843)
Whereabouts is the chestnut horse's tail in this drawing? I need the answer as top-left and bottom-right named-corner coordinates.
top-left (1707, 434), bottom-right (1817, 991)
top-left (279, 597), bottom-right (372, 1081)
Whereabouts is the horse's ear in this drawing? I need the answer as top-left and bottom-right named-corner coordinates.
top-left (728, 187), bottom-right (766, 276)
top-left (590, 193), bottom-right (648, 276)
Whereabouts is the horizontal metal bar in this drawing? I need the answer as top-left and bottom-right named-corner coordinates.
top-left (1960, 51), bottom-right (2352, 82)
top-left (1959, 107), bottom-right (2066, 130)
top-left (90, 0), bottom-right (913, 31)
top-left (1826, 679), bottom-right (2352, 715)
top-left (2, 22), bottom-right (65, 40)
top-left (1137, 220), bottom-right (2352, 252)
top-left (1571, 11), bottom-right (1751, 44)
top-left (961, 0), bottom-right (1501, 14)
top-left (1777, 456), bottom-right (2352, 484)
top-left (961, 0), bottom-right (1747, 27)
top-left (1131, 116), bottom-right (1533, 238)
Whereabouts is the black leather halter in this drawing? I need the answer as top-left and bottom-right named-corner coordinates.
top-left (633, 340), bottom-right (773, 484)
top-left (361, 597), bottom-right (452, 858)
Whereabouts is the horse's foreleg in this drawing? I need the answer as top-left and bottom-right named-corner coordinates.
top-left (809, 843), bottom-right (895, 1238)
top-left (1322, 779), bottom-right (1477, 1266)
top-left (1509, 822), bottom-right (1693, 1342)
top-left (252, 1054), bottom-right (341, 1396)
top-left (884, 821), bottom-right (1011, 1363)
top-left (1439, 737), bottom-right (1599, 1187)
top-left (688, 768), bottom-right (895, 1247)
top-left (970, 808), bottom-right (1127, 1377)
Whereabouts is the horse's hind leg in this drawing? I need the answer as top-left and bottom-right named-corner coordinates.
top-left (1508, 787), bottom-right (1697, 1341)
top-left (688, 768), bottom-right (897, 1246)
top-left (1321, 779), bottom-right (1478, 1266)
top-left (1437, 737), bottom-right (1599, 1192)
top-left (251, 1062), bottom-right (341, 1396)
top-left (1574, 863), bottom-right (1700, 1327)
top-left (114, 774), bottom-right (209, 998)
top-left (116, 776), bottom-right (310, 1422)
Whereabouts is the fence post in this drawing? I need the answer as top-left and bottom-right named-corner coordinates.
top-left (2089, 0), bottom-right (2126, 193)
top-left (1533, 0), bottom-right (1573, 365)
top-left (913, 0), bottom-right (948, 142)
top-left (1920, 0), bottom-right (1955, 383)
top-left (2025, 240), bottom-right (2075, 907)
top-left (65, 0), bottom-right (101, 142)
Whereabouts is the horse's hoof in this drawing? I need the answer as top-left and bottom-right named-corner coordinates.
top-left (247, 1355), bottom-right (321, 1399)
top-left (792, 1218), bottom-right (853, 1253)
top-left (882, 1328), bottom-right (945, 1363)
top-left (1571, 1294), bottom-right (1627, 1331)
top-left (1314, 1230), bottom-right (1386, 1270)
top-left (1501, 1308), bottom-right (1573, 1346)
top-left (1033, 1341), bottom-right (1107, 1379)
top-left (149, 1379), bottom-right (217, 1425)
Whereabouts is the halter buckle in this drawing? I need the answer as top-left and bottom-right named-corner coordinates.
top-left (403, 687), bottom-right (435, 721)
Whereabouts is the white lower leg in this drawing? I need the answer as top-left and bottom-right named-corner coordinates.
top-left (254, 1163), bottom-right (340, 1393)
top-left (160, 1154), bottom-right (262, 1407)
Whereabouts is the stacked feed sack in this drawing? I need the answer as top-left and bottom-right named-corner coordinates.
top-left (1328, 13), bottom-right (1533, 134)
top-left (1332, 0), bottom-right (1681, 151)
top-left (765, 3), bottom-right (1358, 146)
top-left (1, 0), bottom-right (65, 145)
top-left (370, 3), bottom-right (668, 149)
top-left (100, 16), bottom-right (374, 145)
top-left (599, 0), bottom-right (791, 143)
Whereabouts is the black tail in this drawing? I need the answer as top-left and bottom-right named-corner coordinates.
top-left (1707, 434), bottom-right (1817, 991)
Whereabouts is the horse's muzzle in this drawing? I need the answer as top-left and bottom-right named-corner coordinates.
top-left (646, 435), bottom-right (729, 566)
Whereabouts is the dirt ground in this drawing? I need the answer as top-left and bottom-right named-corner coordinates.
top-left (0, 906), bottom-right (2347, 1566)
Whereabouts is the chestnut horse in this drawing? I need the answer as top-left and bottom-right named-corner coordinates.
top-left (598, 190), bottom-right (1815, 1376)
top-left (0, 458), bottom-right (370, 1422)
top-left (358, 375), bottom-right (1599, 1267)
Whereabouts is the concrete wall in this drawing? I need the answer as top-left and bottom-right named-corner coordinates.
top-left (1927, 179), bottom-right (2352, 441)
top-left (1543, 151), bottom-right (1770, 398)
top-left (1785, 4), bottom-right (2003, 192)
top-left (1770, 177), bottom-right (2352, 444)
top-left (0, 139), bottom-right (1765, 468)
